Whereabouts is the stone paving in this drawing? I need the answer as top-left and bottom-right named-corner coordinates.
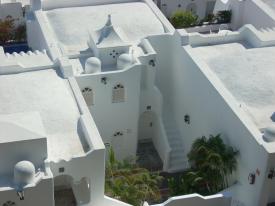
top-left (54, 189), bottom-right (76, 206)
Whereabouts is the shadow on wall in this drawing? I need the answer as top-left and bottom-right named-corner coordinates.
top-left (271, 113), bottom-right (275, 122)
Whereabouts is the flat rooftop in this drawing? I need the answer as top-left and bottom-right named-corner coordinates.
top-left (0, 69), bottom-right (88, 161)
top-left (191, 42), bottom-right (275, 130)
top-left (45, 2), bottom-right (165, 53)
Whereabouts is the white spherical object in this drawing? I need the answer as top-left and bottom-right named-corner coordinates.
top-left (14, 161), bottom-right (35, 185)
top-left (117, 53), bottom-right (134, 70)
top-left (85, 57), bottom-right (101, 74)
top-left (263, 125), bottom-right (275, 142)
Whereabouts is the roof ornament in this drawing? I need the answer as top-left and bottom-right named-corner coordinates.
top-left (97, 14), bottom-right (113, 45)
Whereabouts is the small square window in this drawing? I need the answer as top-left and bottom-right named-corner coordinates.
top-left (59, 167), bottom-right (65, 173)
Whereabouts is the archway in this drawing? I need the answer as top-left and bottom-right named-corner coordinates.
top-left (54, 175), bottom-right (76, 206)
top-left (137, 111), bottom-right (162, 170)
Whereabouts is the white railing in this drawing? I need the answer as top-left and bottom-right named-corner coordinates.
top-left (184, 23), bottom-right (230, 34)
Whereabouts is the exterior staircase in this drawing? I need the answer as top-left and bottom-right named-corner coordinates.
top-left (163, 111), bottom-right (188, 173)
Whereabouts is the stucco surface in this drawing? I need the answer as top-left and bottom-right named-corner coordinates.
top-left (262, 0), bottom-right (275, 12)
top-left (0, 69), bottom-right (85, 161)
top-left (45, 2), bottom-right (165, 51)
top-left (192, 43), bottom-right (275, 129)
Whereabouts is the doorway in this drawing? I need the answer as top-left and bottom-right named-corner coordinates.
top-left (54, 175), bottom-right (76, 206)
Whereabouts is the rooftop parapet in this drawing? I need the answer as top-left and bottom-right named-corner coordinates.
top-left (0, 49), bottom-right (54, 74)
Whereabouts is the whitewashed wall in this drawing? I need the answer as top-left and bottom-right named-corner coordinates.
top-left (0, 177), bottom-right (54, 206)
top-left (0, 0), bottom-right (30, 6)
top-left (150, 194), bottom-right (231, 206)
top-left (242, 0), bottom-right (275, 29)
top-left (76, 66), bottom-right (141, 161)
top-left (148, 33), bottom-right (270, 206)
top-left (0, 137), bottom-right (47, 176)
top-left (214, 0), bottom-right (275, 30)
top-left (0, 2), bottom-right (24, 25)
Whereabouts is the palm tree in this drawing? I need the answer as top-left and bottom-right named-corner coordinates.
top-left (169, 134), bottom-right (238, 196)
top-left (105, 147), bottom-right (163, 206)
top-left (188, 134), bottom-right (239, 194)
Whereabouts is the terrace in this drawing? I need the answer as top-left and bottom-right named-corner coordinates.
top-left (44, 2), bottom-right (165, 55)
top-left (0, 69), bottom-right (89, 161)
top-left (191, 42), bottom-right (275, 130)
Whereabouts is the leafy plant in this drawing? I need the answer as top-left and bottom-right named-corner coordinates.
top-left (170, 10), bottom-right (198, 28)
top-left (14, 24), bottom-right (26, 42)
top-left (0, 16), bottom-right (26, 45)
top-left (0, 16), bottom-right (15, 45)
top-left (105, 147), bottom-right (163, 206)
top-left (216, 10), bottom-right (232, 23)
top-left (169, 134), bottom-right (238, 196)
top-left (204, 13), bottom-right (216, 23)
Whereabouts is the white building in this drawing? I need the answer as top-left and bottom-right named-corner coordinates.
top-left (0, 0), bottom-right (275, 206)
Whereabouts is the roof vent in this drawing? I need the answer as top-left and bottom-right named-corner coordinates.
top-left (85, 57), bottom-right (101, 74)
top-left (117, 53), bottom-right (134, 70)
top-left (263, 125), bottom-right (275, 143)
top-left (14, 161), bottom-right (35, 186)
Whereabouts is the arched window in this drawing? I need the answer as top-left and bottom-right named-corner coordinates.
top-left (112, 84), bottom-right (125, 103)
top-left (82, 87), bottom-right (94, 106)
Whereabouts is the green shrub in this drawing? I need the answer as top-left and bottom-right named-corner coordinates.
top-left (0, 16), bottom-right (26, 45)
top-left (204, 13), bottom-right (215, 23)
top-left (170, 10), bottom-right (198, 29)
top-left (169, 134), bottom-right (238, 196)
top-left (216, 10), bottom-right (232, 23)
top-left (0, 16), bottom-right (15, 45)
top-left (14, 24), bottom-right (26, 42)
top-left (105, 147), bottom-right (163, 206)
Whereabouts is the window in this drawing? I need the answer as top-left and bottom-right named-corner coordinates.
top-left (82, 87), bottom-right (94, 106)
top-left (112, 84), bottom-right (125, 103)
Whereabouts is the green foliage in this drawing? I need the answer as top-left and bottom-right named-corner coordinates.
top-left (170, 10), bottom-right (198, 29)
top-left (105, 147), bottom-right (163, 206)
top-left (168, 134), bottom-right (238, 196)
top-left (216, 10), bottom-right (232, 23)
top-left (0, 16), bottom-right (15, 45)
top-left (0, 16), bottom-right (26, 45)
top-left (14, 24), bottom-right (26, 42)
top-left (204, 13), bottom-right (215, 23)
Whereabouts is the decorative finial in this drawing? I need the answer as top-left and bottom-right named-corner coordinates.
top-left (106, 14), bottom-right (112, 27)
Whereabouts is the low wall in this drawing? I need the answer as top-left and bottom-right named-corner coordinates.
top-left (185, 23), bottom-right (230, 33)
top-left (151, 194), bottom-right (232, 206)
top-left (38, 0), bottom-right (136, 10)
top-left (0, 176), bottom-right (54, 206)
